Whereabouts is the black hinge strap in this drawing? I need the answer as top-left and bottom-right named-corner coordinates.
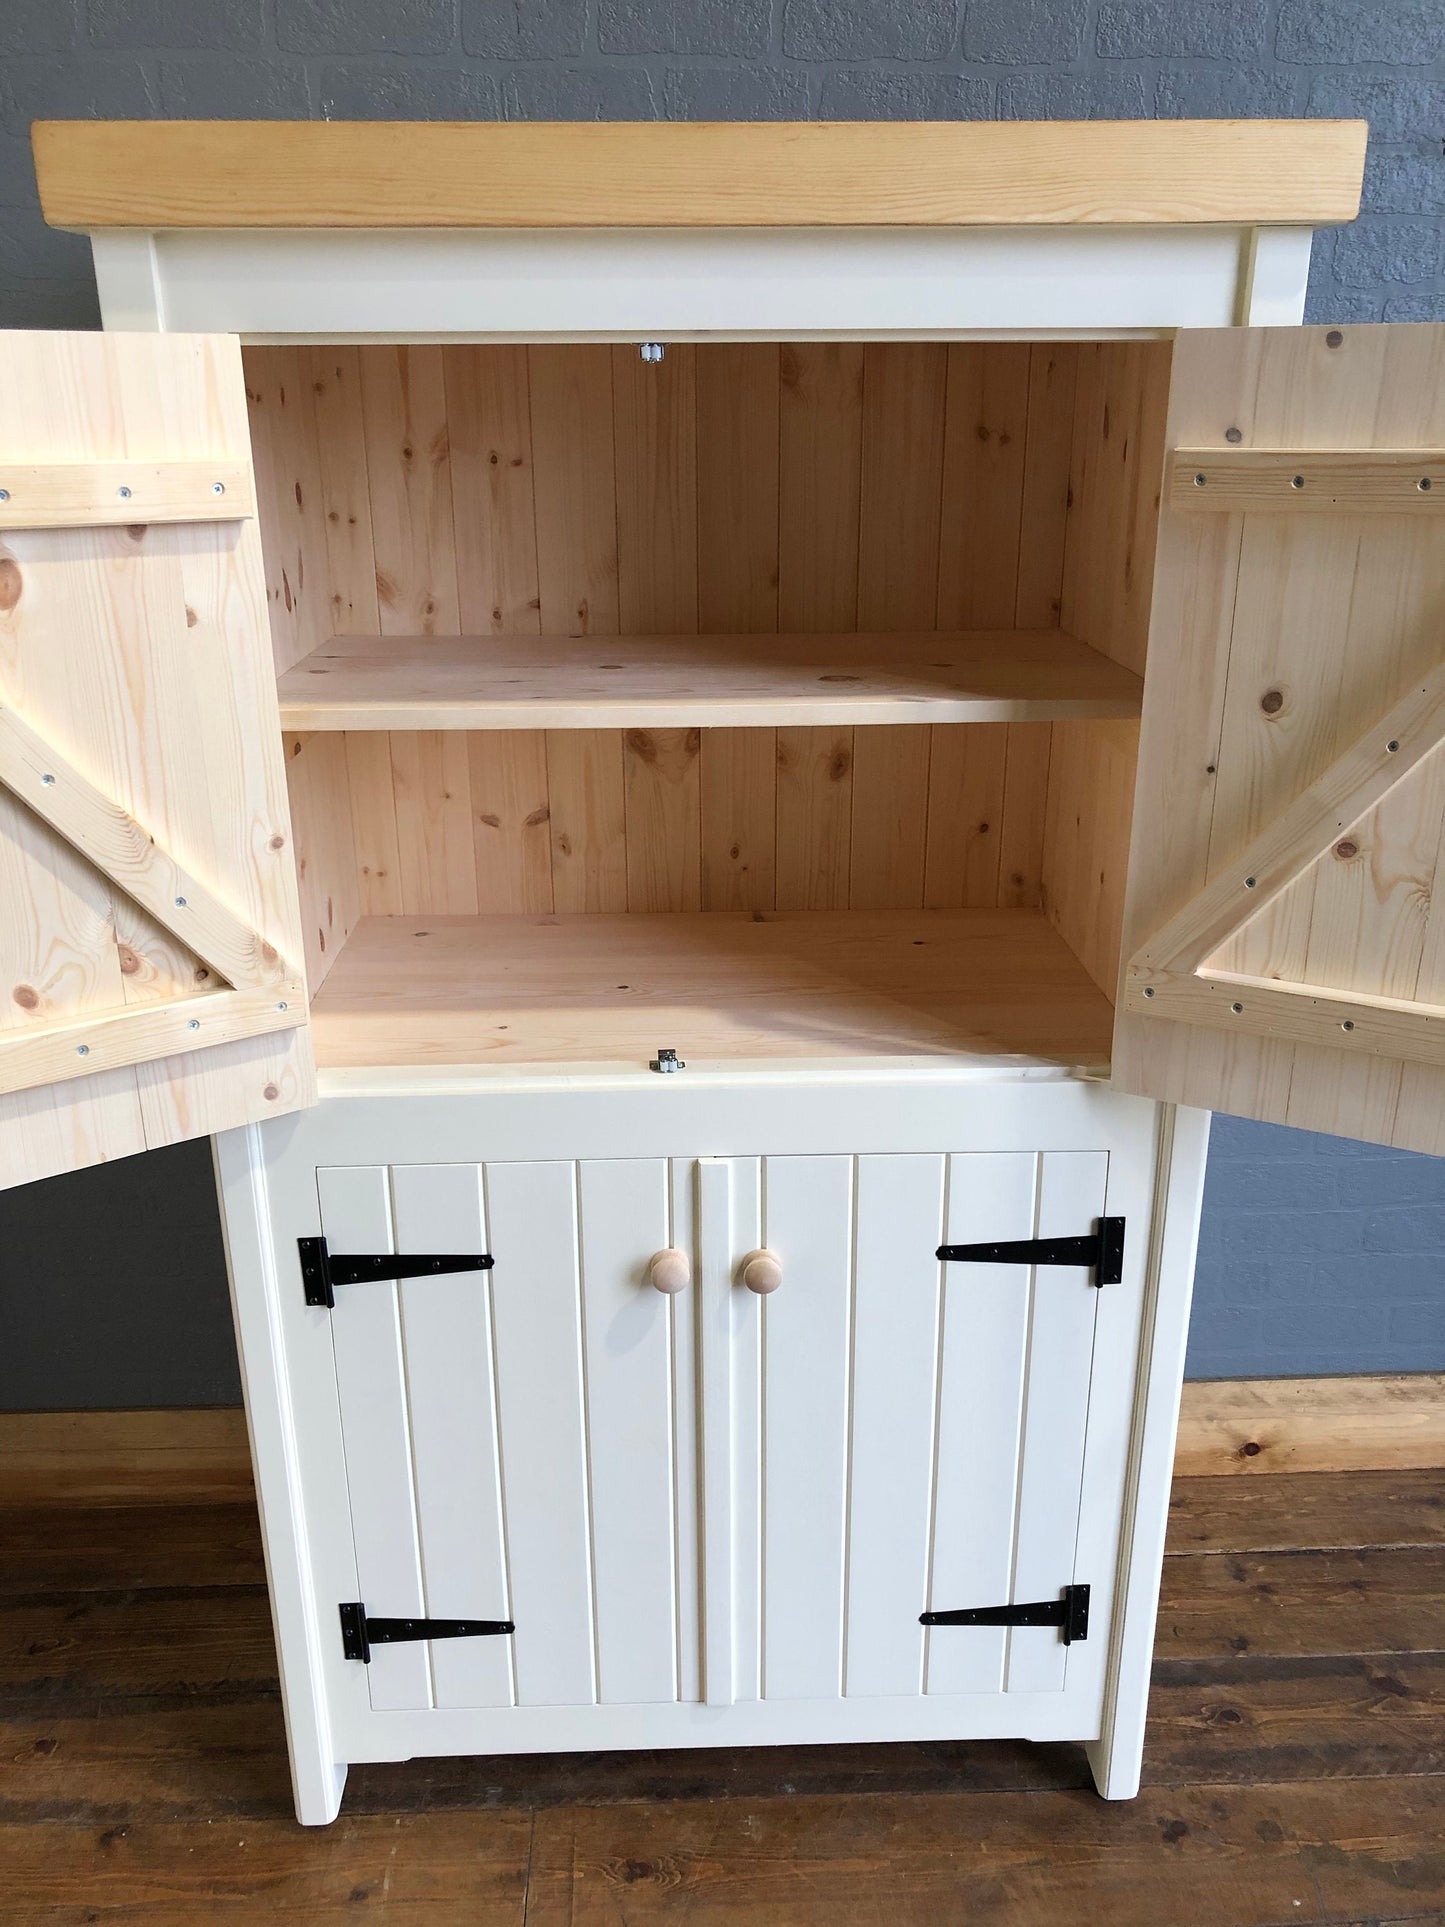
top-left (937, 1217), bottom-right (1124, 1287)
top-left (339, 1601), bottom-right (515, 1664)
top-left (920, 1584), bottom-right (1090, 1644)
top-left (299, 1235), bottom-right (494, 1308)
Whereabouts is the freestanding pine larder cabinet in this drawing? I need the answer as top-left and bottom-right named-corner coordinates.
top-left (7, 118), bottom-right (1439, 1825)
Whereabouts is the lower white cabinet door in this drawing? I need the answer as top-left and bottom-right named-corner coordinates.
top-left (318, 1155), bottom-right (701, 1714)
top-left (707, 1150), bottom-right (1108, 1713)
top-left (316, 1142), bottom-right (1115, 1731)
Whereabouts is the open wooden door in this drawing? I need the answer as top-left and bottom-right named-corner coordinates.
top-left (0, 332), bottom-right (312, 1189)
top-left (1113, 322), bottom-right (1445, 1152)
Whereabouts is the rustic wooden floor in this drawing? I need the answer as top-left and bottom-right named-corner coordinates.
top-left (0, 1471), bottom-right (1441, 1924)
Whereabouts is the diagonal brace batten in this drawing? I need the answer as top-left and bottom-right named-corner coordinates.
top-left (1125, 659), bottom-right (1445, 1065)
top-left (0, 702), bottom-right (290, 989)
top-left (0, 701), bottom-right (307, 1094)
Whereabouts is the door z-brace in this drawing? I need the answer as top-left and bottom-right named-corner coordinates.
top-left (1125, 660), bottom-right (1445, 1067)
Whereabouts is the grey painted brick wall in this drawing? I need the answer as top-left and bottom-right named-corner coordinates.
top-left (0, 1), bottom-right (1442, 1404)
top-left (1190, 1116), bottom-right (1445, 1378)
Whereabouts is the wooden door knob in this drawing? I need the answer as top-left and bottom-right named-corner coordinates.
top-left (647, 1247), bottom-right (691, 1294)
top-left (740, 1248), bottom-right (783, 1295)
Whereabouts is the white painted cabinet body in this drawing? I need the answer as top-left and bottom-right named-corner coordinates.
top-left (219, 1073), bottom-right (1206, 1817)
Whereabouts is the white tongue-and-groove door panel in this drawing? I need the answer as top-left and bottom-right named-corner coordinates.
top-left (318, 1150), bottom-right (1107, 1724)
top-left (0, 330), bottom-right (310, 1189)
top-left (1115, 321), bottom-right (1445, 1153)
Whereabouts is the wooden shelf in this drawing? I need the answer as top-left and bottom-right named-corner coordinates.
top-left (277, 630), bottom-right (1142, 732)
top-left (308, 910), bottom-right (1115, 1073)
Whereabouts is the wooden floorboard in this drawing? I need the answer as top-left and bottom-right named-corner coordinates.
top-left (1165, 1471), bottom-right (1445, 1555)
top-left (0, 1505), bottom-right (265, 1595)
top-left (1145, 1653), bottom-right (1445, 1786)
top-left (0, 1586), bottom-right (276, 1703)
top-left (1155, 1546), bottom-right (1445, 1660)
top-left (514, 1779), bottom-right (1445, 1926)
top-left (0, 1471), bottom-right (1439, 1922)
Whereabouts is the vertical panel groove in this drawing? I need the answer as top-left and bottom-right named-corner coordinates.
top-left (479, 1162), bottom-right (520, 1706)
top-left (571, 1159), bottom-right (603, 1705)
top-left (666, 1167), bottom-right (682, 1703)
top-left (1059, 1150), bottom-right (1112, 1695)
top-left (1003, 1154), bottom-right (1043, 1685)
top-left (388, 1162), bottom-right (438, 1710)
top-left (919, 1156), bottom-right (951, 1696)
top-left (757, 1155), bottom-right (769, 1702)
top-left (838, 1154), bottom-right (860, 1699)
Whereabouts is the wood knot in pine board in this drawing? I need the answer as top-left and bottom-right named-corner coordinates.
top-left (1260, 689), bottom-right (1285, 716)
top-left (12, 984), bottom-right (39, 1010)
top-left (0, 556), bottom-right (20, 612)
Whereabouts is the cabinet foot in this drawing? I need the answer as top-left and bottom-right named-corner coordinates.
top-left (1085, 1730), bottom-right (1142, 1801)
top-left (294, 1758), bottom-right (348, 1827)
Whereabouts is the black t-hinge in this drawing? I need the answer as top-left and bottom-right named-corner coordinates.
top-left (921, 1583), bottom-right (1090, 1644)
top-left (299, 1235), bottom-right (494, 1308)
top-left (339, 1602), bottom-right (515, 1663)
top-left (937, 1217), bottom-right (1124, 1287)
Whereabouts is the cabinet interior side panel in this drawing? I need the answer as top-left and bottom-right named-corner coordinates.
top-left (1044, 339), bottom-right (1171, 1002)
top-left (283, 730), bottom-right (361, 994)
top-left (243, 344), bottom-right (1078, 918)
top-left (1041, 719), bottom-right (1140, 1002)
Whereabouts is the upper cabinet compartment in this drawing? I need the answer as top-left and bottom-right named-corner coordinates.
top-left (255, 341), bottom-right (1151, 730)
top-left (251, 336), bottom-right (1171, 1078)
